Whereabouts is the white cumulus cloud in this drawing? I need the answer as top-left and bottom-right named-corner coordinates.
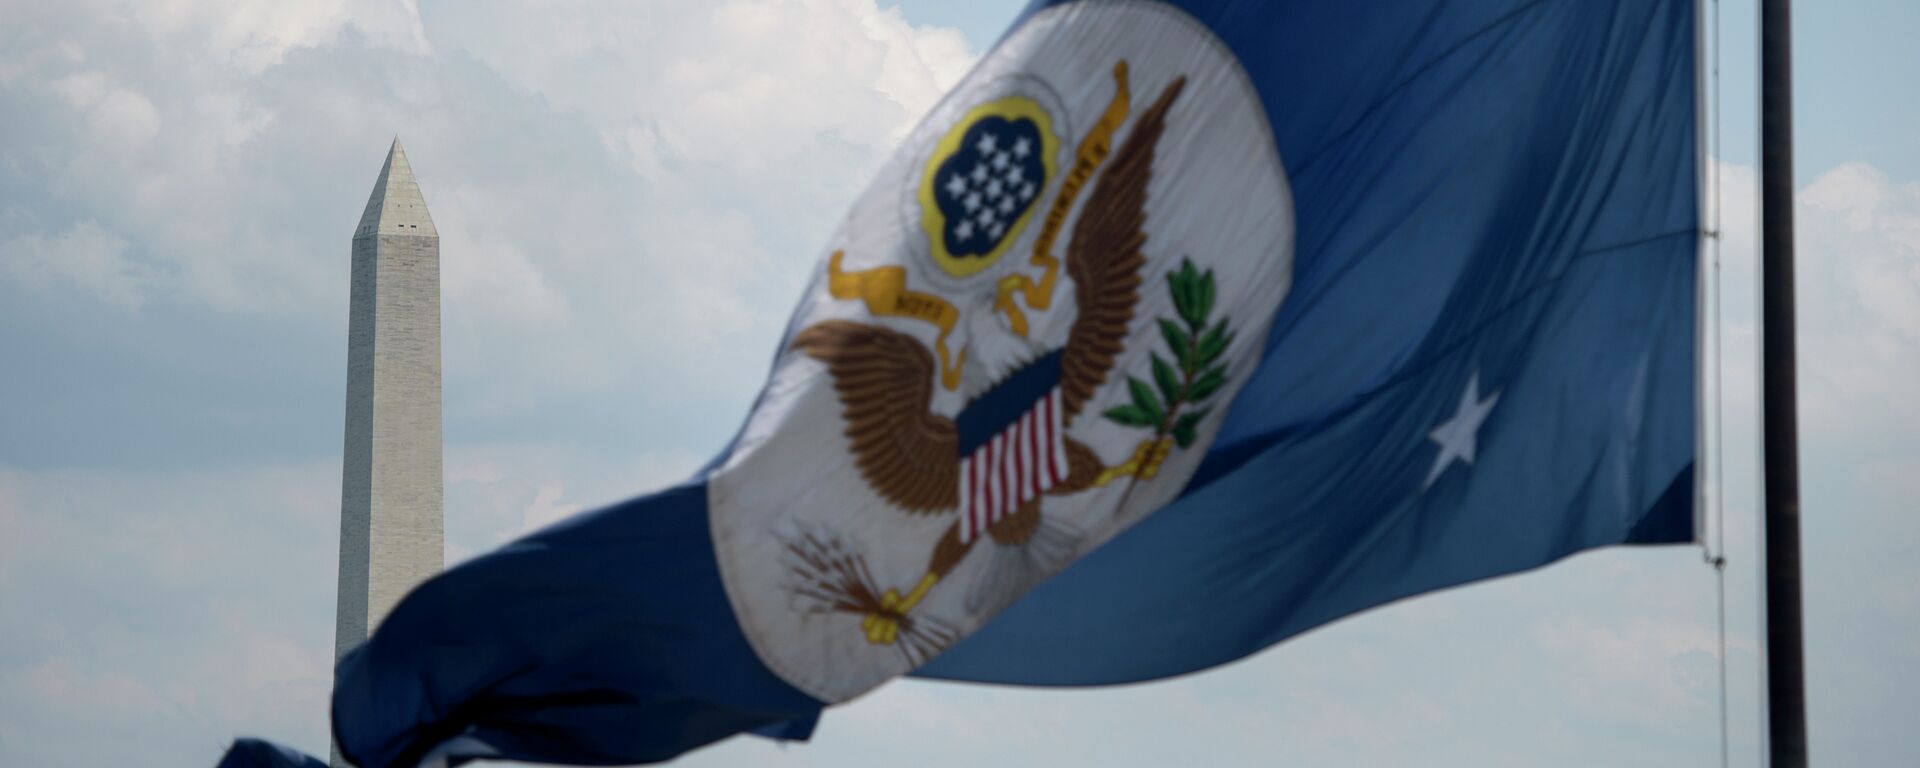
top-left (0, 220), bottom-right (151, 308)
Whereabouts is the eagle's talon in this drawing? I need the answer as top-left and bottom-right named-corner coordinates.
top-left (1139, 436), bottom-right (1174, 480)
top-left (860, 575), bottom-right (937, 646)
top-left (863, 588), bottom-right (902, 644)
top-left (1094, 437), bottom-right (1176, 485)
top-left (863, 612), bottom-right (900, 645)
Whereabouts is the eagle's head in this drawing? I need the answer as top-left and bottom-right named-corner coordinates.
top-left (956, 287), bottom-right (1053, 403)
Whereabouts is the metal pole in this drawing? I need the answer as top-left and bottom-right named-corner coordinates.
top-left (1760, 0), bottom-right (1807, 764)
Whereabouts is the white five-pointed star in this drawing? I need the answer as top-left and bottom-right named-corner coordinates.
top-left (1423, 371), bottom-right (1501, 490)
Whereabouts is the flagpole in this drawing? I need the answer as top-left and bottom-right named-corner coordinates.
top-left (1759, 0), bottom-right (1807, 764)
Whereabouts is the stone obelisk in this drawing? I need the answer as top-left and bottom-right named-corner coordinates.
top-left (335, 137), bottom-right (443, 687)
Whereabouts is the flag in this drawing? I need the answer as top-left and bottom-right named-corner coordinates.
top-left (216, 739), bottom-right (328, 768)
top-left (330, 0), bottom-right (1698, 764)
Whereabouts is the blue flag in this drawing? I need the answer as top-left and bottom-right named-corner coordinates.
top-left (216, 739), bottom-right (329, 768)
top-left (330, 0), bottom-right (1698, 764)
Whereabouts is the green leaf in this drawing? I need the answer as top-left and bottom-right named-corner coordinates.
top-left (1102, 404), bottom-right (1157, 427)
top-left (1127, 376), bottom-right (1164, 424)
top-left (1188, 366), bottom-right (1228, 402)
top-left (1196, 321), bottom-right (1232, 366)
top-left (1180, 290), bottom-right (1204, 330)
top-left (1167, 269), bottom-right (1193, 324)
top-left (1172, 420), bottom-right (1197, 449)
top-left (1178, 262), bottom-right (1207, 330)
top-left (1172, 408), bottom-right (1209, 449)
top-left (1158, 319), bottom-right (1193, 370)
top-left (1151, 353), bottom-right (1183, 406)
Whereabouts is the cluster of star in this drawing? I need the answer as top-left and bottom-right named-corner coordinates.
top-left (940, 131), bottom-right (1039, 245)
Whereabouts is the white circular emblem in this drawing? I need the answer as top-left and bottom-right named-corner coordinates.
top-left (710, 0), bottom-right (1296, 702)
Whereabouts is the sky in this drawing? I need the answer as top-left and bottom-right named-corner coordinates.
top-left (0, 0), bottom-right (1916, 766)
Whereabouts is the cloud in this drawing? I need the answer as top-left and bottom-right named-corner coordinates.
top-left (0, 478), bottom-right (17, 562)
top-left (520, 484), bottom-right (580, 532)
top-left (0, 220), bottom-right (150, 308)
top-left (0, 460), bottom-right (338, 766)
top-left (1787, 163), bottom-right (1920, 444)
top-left (0, 0), bottom-right (980, 470)
top-left (515, 445), bottom-right (705, 534)
top-left (1532, 613), bottom-right (1720, 720)
top-left (1704, 157), bottom-right (1920, 766)
top-left (117, 0), bottom-right (433, 73)
top-left (1, 0), bottom-right (974, 331)
top-left (48, 71), bottom-right (161, 145)
top-left (443, 442), bottom-right (707, 546)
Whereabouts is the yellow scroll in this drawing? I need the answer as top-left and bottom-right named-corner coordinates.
top-left (826, 251), bottom-right (966, 390)
top-left (994, 60), bottom-right (1133, 338)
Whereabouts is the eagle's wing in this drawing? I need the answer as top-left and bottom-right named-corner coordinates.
top-left (1060, 76), bottom-right (1187, 421)
top-left (792, 320), bottom-right (959, 513)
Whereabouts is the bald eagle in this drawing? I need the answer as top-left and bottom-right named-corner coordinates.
top-left (789, 75), bottom-right (1186, 651)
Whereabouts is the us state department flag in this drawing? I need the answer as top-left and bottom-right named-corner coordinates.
top-left (330, 0), bottom-right (1698, 764)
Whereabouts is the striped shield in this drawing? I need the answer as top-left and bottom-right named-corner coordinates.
top-left (957, 387), bottom-right (1068, 543)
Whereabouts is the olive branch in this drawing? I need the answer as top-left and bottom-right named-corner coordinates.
top-left (1102, 258), bottom-right (1233, 449)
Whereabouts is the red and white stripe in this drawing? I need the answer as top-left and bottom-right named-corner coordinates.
top-left (957, 388), bottom-right (1069, 543)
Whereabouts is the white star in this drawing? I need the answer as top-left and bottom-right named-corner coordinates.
top-left (1012, 136), bottom-right (1031, 158)
top-left (1006, 165), bottom-right (1025, 186)
top-left (944, 173), bottom-right (967, 199)
top-left (976, 207), bottom-right (994, 227)
top-left (970, 163), bottom-right (988, 183)
top-left (1019, 182), bottom-right (1035, 201)
top-left (962, 191), bottom-right (982, 212)
top-left (997, 196), bottom-right (1015, 215)
top-left (988, 220), bottom-right (1005, 239)
top-left (976, 132), bottom-right (998, 155)
top-left (991, 151), bottom-right (1010, 171)
top-left (955, 219), bottom-right (975, 241)
top-left (984, 178), bottom-right (1003, 199)
top-left (1423, 371), bottom-right (1501, 490)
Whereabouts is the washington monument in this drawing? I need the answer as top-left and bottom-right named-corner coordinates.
top-left (335, 138), bottom-right (443, 675)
